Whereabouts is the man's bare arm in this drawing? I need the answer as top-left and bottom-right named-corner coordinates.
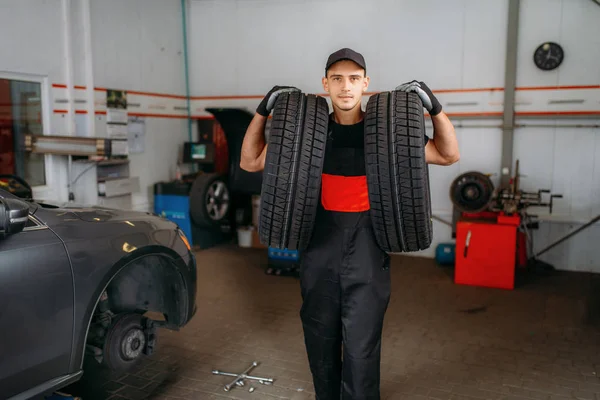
top-left (425, 111), bottom-right (460, 165)
top-left (240, 113), bottom-right (268, 172)
top-left (240, 85), bottom-right (301, 172)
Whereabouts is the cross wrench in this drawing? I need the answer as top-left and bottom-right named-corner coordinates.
top-left (215, 371), bottom-right (274, 384)
top-left (212, 361), bottom-right (274, 391)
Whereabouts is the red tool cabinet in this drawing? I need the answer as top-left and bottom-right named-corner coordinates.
top-left (454, 212), bottom-right (521, 290)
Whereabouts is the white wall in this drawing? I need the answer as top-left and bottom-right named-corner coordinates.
top-left (516, 0), bottom-right (600, 87)
top-left (189, 0), bottom-right (509, 95)
top-left (513, 0), bottom-right (600, 271)
top-left (0, 0), bottom-right (189, 211)
top-left (0, 1), bottom-right (65, 84)
top-left (188, 0), bottom-right (600, 271)
top-left (88, 0), bottom-right (189, 211)
top-left (90, 0), bottom-right (186, 95)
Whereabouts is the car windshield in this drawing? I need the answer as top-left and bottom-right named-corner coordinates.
top-left (0, 188), bottom-right (39, 214)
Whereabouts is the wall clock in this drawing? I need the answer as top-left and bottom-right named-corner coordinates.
top-left (533, 42), bottom-right (564, 71)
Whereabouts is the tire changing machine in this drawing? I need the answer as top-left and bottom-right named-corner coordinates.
top-left (447, 160), bottom-right (564, 289)
top-left (154, 142), bottom-right (233, 249)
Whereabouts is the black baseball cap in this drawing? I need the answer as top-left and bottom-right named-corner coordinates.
top-left (325, 48), bottom-right (366, 75)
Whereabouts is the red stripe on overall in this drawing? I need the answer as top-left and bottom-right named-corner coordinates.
top-left (320, 173), bottom-right (370, 212)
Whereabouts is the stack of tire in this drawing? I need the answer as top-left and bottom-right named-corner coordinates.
top-left (257, 89), bottom-right (433, 253)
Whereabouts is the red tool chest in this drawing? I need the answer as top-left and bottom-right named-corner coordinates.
top-left (454, 212), bottom-right (521, 290)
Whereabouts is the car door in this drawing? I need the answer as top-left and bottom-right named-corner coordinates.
top-left (0, 212), bottom-right (74, 399)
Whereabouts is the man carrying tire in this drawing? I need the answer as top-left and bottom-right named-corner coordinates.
top-left (240, 48), bottom-right (460, 400)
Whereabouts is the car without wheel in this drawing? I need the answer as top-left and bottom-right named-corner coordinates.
top-left (0, 181), bottom-right (197, 400)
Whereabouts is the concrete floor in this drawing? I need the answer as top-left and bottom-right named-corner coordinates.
top-left (65, 244), bottom-right (600, 400)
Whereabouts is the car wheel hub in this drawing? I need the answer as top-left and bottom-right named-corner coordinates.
top-left (206, 181), bottom-right (229, 220)
top-left (121, 328), bottom-right (145, 360)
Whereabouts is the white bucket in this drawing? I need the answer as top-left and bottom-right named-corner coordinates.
top-left (237, 226), bottom-right (253, 248)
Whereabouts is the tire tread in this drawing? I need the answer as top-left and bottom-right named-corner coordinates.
top-left (365, 91), bottom-right (433, 252)
top-left (258, 93), bottom-right (328, 250)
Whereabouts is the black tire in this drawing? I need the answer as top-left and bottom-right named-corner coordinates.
top-left (189, 173), bottom-right (230, 227)
top-left (365, 90), bottom-right (433, 253)
top-left (102, 313), bottom-right (154, 372)
top-left (258, 92), bottom-right (329, 251)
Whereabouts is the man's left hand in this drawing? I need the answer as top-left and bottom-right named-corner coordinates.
top-left (395, 80), bottom-right (442, 116)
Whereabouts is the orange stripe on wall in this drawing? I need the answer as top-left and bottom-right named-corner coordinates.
top-left (190, 94), bottom-right (263, 100)
top-left (127, 90), bottom-right (187, 100)
top-left (52, 83), bottom-right (600, 100)
top-left (192, 115), bottom-right (272, 120)
top-left (53, 84), bottom-right (106, 92)
top-left (516, 85), bottom-right (600, 91)
top-left (516, 110), bottom-right (600, 116)
top-left (191, 116), bottom-right (217, 120)
top-left (432, 87), bottom-right (504, 93)
top-left (442, 112), bottom-right (503, 117)
top-left (53, 110), bottom-right (600, 118)
top-left (128, 112), bottom-right (187, 119)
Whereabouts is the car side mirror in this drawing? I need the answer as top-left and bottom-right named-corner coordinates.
top-left (0, 198), bottom-right (29, 235)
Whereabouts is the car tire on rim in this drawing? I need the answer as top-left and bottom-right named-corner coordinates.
top-left (189, 173), bottom-right (230, 227)
top-left (258, 91), bottom-right (329, 251)
top-left (364, 90), bottom-right (433, 253)
top-left (102, 313), bottom-right (155, 372)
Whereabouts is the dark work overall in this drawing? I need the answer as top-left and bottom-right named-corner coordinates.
top-left (299, 116), bottom-right (391, 400)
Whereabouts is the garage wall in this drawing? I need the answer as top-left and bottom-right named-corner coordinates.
top-left (85, 0), bottom-right (189, 211)
top-left (0, 1), bottom-right (65, 83)
top-left (188, 0), bottom-right (600, 271)
top-left (513, 0), bottom-right (600, 271)
top-left (188, 0), bottom-right (509, 95)
top-left (0, 0), bottom-right (189, 211)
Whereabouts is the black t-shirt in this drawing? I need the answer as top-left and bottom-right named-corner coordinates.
top-left (322, 115), bottom-right (430, 176)
top-left (322, 117), bottom-right (366, 177)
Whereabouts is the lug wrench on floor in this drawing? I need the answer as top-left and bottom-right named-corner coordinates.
top-left (212, 361), bottom-right (274, 392)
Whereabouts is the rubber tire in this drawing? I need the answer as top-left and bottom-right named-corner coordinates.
top-left (102, 313), bottom-right (148, 372)
top-left (258, 92), bottom-right (329, 251)
top-left (189, 173), bottom-right (230, 228)
top-left (365, 90), bottom-right (433, 253)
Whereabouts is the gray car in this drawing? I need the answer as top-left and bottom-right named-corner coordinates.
top-left (0, 187), bottom-right (197, 399)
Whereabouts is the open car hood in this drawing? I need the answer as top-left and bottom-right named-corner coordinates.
top-left (205, 108), bottom-right (263, 195)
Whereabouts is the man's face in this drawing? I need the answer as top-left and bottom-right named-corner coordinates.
top-left (322, 60), bottom-right (370, 112)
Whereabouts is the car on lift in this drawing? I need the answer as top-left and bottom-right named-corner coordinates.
top-left (0, 176), bottom-right (197, 400)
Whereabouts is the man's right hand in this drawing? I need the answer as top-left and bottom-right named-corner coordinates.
top-left (256, 86), bottom-right (301, 117)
